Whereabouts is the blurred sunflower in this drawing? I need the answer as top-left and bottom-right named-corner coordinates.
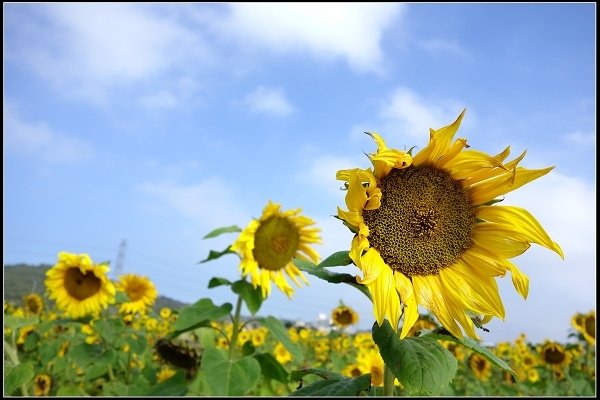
top-left (572, 310), bottom-right (595, 345)
top-left (156, 367), bottom-right (176, 383)
top-left (33, 373), bottom-right (52, 396)
top-left (117, 274), bottom-right (158, 315)
top-left (231, 201), bottom-right (321, 298)
top-left (23, 293), bottom-right (44, 315)
top-left (336, 110), bottom-right (563, 339)
top-left (331, 304), bottom-right (359, 328)
top-left (468, 353), bottom-right (492, 381)
top-left (540, 341), bottom-right (571, 369)
top-left (45, 252), bottom-right (115, 319)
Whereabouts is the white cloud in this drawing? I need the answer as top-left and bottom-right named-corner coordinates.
top-left (243, 86), bottom-right (295, 116)
top-left (563, 131), bottom-right (595, 146)
top-left (223, 3), bottom-right (405, 73)
top-left (377, 87), bottom-right (471, 142)
top-left (137, 177), bottom-right (247, 228)
top-left (9, 4), bottom-right (207, 104)
top-left (297, 155), bottom-right (361, 196)
top-left (4, 104), bottom-right (93, 163)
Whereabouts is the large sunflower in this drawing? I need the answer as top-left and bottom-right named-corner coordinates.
top-left (117, 274), bottom-right (158, 315)
top-left (231, 201), bottom-right (321, 298)
top-left (45, 252), bottom-right (115, 319)
top-left (336, 110), bottom-right (563, 339)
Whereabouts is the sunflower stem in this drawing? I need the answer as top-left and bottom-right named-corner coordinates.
top-left (4, 337), bottom-right (29, 396)
top-left (383, 363), bottom-right (395, 396)
top-left (228, 295), bottom-right (243, 361)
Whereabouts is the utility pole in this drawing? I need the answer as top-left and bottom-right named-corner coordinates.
top-left (114, 240), bottom-right (127, 279)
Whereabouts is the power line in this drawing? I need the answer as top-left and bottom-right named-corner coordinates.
top-left (113, 239), bottom-right (127, 279)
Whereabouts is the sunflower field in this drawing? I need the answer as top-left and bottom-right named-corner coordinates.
top-left (4, 113), bottom-right (596, 396)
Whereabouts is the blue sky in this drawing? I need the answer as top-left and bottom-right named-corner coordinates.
top-left (4, 3), bottom-right (596, 344)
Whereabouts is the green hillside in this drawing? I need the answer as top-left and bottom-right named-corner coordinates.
top-left (3, 263), bottom-right (187, 311)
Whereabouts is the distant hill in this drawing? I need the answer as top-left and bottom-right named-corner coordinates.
top-left (3, 263), bottom-right (188, 311)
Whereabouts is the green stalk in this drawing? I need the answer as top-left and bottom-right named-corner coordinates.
top-left (228, 295), bottom-right (243, 361)
top-left (4, 337), bottom-right (29, 396)
top-left (383, 363), bottom-right (395, 396)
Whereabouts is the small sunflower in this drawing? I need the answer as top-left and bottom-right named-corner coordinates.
top-left (231, 201), bottom-right (321, 298)
top-left (468, 353), bottom-right (492, 381)
top-left (336, 110), bottom-right (563, 339)
top-left (160, 307), bottom-right (172, 319)
top-left (332, 304), bottom-right (359, 328)
top-left (156, 367), bottom-right (176, 383)
top-left (527, 368), bottom-right (540, 383)
top-left (33, 373), bottom-right (52, 396)
top-left (23, 293), bottom-right (44, 315)
top-left (274, 342), bottom-right (293, 364)
top-left (572, 310), bottom-right (595, 345)
top-left (540, 341), bottom-right (571, 369)
top-left (117, 274), bottom-right (158, 315)
top-left (45, 252), bottom-right (115, 319)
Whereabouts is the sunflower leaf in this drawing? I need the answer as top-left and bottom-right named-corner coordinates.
top-left (207, 277), bottom-right (232, 288)
top-left (259, 316), bottom-right (303, 361)
top-left (292, 258), bottom-right (371, 301)
top-left (198, 247), bottom-right (236, 264)
top-left (318, 251), bottom-right (353, 268)
top-left (289, 368), bottom-right (346, 382)
top-left (372, 320), bottom-right (457, 395)
top-left (202, 225), bottom-right (242, 239)
top-left (171, 299), bottom-right (233, 338)
top-left (253, 353), bottom-right (289, 383)
top-left (145, 370), bottom-right (188, 396)
top-left (3, 315), bottom-right (40, 330)
top-left (231, 280), bottom-right (264, 316)
top-left (201, 348), bottom-right (261, 396)
top-left (421, 327), bottom-right (517, 376)
top-left (289, 373), bottom-right (372, 396)
top-left (4, 362), bottom-right (34, 395)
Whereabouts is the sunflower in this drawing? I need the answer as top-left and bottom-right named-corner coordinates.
top-left (468, 353), bottom-right (492, 381)
top-left (23, 293), bottom-right (44, 315)
top-left (156, 367), bottom-right (176, 383)
top-left (33, 373), bottom-right (52, 396)
top-left (572, 310), bottom-right (595, 345)
top-left (45, 252), bottom-right (115, 319)
top-left (540, 341), bottom-right (571, 369)
top-left (116, 274), bottom-right (158, 315)
top-left (336, 110), bottom-right (563, 339)
top-left (332, 304), bottom-right (359, 327)
top-left (231, 201), bottom-right (321, 298)
top-left (274, 342), bottom-right (293, 364)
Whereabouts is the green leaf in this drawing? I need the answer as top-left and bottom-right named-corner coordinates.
top-left (94, 319), bottom-right (123, 343)
top-left (290, 373), bottom-right (372, 396)
top-left (207, 277), bottom-right (232, 288)
top-left (201, 348), bottom-right (261, 396)
top-left (259, 316), bottom-right (303, 361)
top-left (203, 225), bottom-right (242, 239)
top-left (84, 364), bottom-right (108, 381)
top-left (4, 363), bottom-right (34, 395)
top-left (69, 342), bottom-right (104, 367)
top-left (56, 386), bottom-right (85, 396)
top-left (199, 247), bottom-right (236, 263)
top-left (253, 353), bottom-right (288, 383)
top-left (422, 327), bottom-right (516, 376)
top-left (293, 258), bottom-right (371, 301)
top-left (3, 315), bottom-right (39, 330)
top-left (231, 279), bottom-right (264, 316)
top-left (289, 368), bottom-right (346, 382)
top-left (145, 371), bottom-right (188, 396)
top-left (372, 320), bottom-right (457, 395)
top-left (318, 251), bottom-right (352, 268)
top-left (241, 340), bottom-right (256, 356)
top-left (172, 299), bottom-right (233, 337)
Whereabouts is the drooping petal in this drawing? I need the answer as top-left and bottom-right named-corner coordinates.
top-left (475, 205), bottom-right (564, 258)
top-left (346, 173), bottom-right (368, 211)
top-left (412, 275), bottom-right (463, 338)
top-left (366, 259), bottom-right (395, 327)
top-left (503, 260), bottom-right (530, 299)
top-left (395, 272), bottom-right (420, 339)
top-left (356, 247), bottom-right (385, 285)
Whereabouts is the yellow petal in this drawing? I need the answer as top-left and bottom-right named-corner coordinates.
top-left (366, 132), bottom-right (389, 152)
top-left (471, 223), bottom-right (531, 259)
top-left (346, 173), bottom-right (368, 211)
top-left (435, 138), bottom-right (468, 168)
top-left (395, 272), bottom-right (420, 339)
top-left (476, 205), bottom-right (564, 259)
top-left (366, 259), bottom-right (395, 327)
top-left (370, 149), bottom-right (412, 170)
top-left (460, 247), bottom-right (508, 277)
top-left (413, 109), bottom-right (466, 166)
top-left (356, 247), bottom-right (385, 285)
top-left (503, 260), bottom-right (529, 299)
top-left (412, 275), bottom-right (463, 338)
top-left (349, 235), bottom-right (370, 267)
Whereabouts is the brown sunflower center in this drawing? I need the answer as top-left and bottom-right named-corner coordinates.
top-left (253, 216), bottom-right (300, 271)
top-left (126, 283), bottom-right (145, 301)
top-left (585, 316), bottom-right (595, 339)
top-left (543, 346), bottom-right (566, 364)
top-left (64, 267), bottom-right (102, 300)
top-left (25, 296), bottom-right (43, 314)
top-left (334, 309), bottom-right (354, 326)
top-left (362, 165), bottom-right (475, 276)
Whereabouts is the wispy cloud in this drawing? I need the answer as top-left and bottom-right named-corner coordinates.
top-left (420, 38), bottom-right (470, 58)
top-left (4, 104), bottom-right (94, 163)
top-left (139, 91), bottom-right (179, 109)
top-left (243, 86), bottom-right (295, 117)
top-left (137, 177), bottom-right (247, 228)
top-left (375, 86), bottom-right (471, 143)
top-left (563, 131), bottom-right (595, 146)
top-left (222, 3), bottom-right (405, 73)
